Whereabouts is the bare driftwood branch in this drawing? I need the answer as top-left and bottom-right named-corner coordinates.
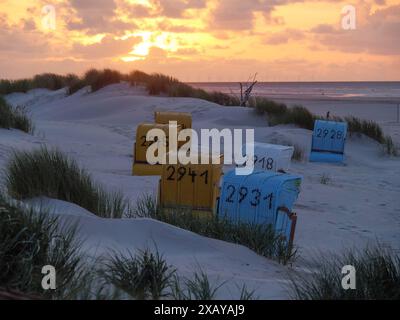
top-left (239, 73), bottom-right (258, 107)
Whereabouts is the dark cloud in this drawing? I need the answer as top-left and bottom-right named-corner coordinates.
top-left (0, 17), bottom-right (51, 58)
top-left (72, 35), bottom-right (141, 58)
top-left (157, 20), bottom-right (200, 33)
top-left (266, 29), bottom-right (305, 44)
top-left (310, 5), bottom-right (400, 55)
top-left (22, 19), bottom-right (36, 31)
top-left (209, 0), bottom-right (305, 30)
top-left (121, 0), bottom-right (207, 19)
top-left (173, 47), bottom-right (201, 55)
top-left (154, 0), bottom-right (207, 18)
top-left (66, 0), bottom-right (136, 34)
top-left (210, 0), bottom-right (264, 30)
top-left (311, 24), bottom-right (337, 34)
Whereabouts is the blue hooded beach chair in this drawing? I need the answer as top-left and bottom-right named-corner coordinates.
top-left (309, 120), bottom-right (348, 163)
top-left (217, 170), bottom-right (302, 249)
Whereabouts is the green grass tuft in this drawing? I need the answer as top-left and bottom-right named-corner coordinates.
top-left (171, 270), bottom-right (224, 300)
top-left (292, 144), bottom-right (305, 162)
top-left (345, 116), bottom-right (385, 143)
top-left (0, 193), bottom-right (84, 299)
top-left (288, 245), bottom-right (400, 300)
top-left (269, 105), bottom-right (317, 130)
top-left (319, 173), bottom-right (331, 185)
top-left (0, 97), bottom-right (34, 133)
top-left (102, 248), bottom-right (176, 300)
top-left (250, 97), bottom-right (287, 115)
top-left (382, 135), bottom-right (398, 156)
top-left (5, 147), bottom-right (128, 218)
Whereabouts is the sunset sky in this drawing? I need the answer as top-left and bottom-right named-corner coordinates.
top-left (0, 0), bottom-right (399, 81)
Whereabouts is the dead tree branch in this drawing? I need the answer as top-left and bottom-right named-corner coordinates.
top-left (239, 73), bottom-right (258, 107)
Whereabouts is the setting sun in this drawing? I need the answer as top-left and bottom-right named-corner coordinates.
top-left (0, 0), bottom-right (398, 80)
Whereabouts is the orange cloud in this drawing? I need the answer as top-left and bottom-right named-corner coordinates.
top-left (0, 0), bottom-right (399, 80)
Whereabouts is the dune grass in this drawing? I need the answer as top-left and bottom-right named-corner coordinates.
top-left (102, 248), bottom-right (176, 300)
top-left (292, 144), bottom-right (305, 162)
top-left (171, 270), bottom-right (225, 300)
top-left (102, 247), bottom-right (257, 300)
top-left (171, 270), bottom-right (256, 300)
top-left (4, 147), bottom-right (128, 218)
top-left (0, 73), bottom-right (79, 95)
top-left (345, 116), bottom-right (384, 142)
top-left (252, 97), bottom-right (288, 116)
top-left (0, 193), bottom-right (84, 299)
top-left (269, 105), bottom-right (317, 130)
top-left (319, 173), bottom-right (332, 185)
top-left (0, 190), bottom-right (257, 300)
top-left (1, 69), bottom-right (396, 154)
top-left (133, 194), bottom-right (296, 265)
top-left (288, 245), bottom-right (400, 300)
top-left (0, 97), bottom-right (34, 133)
top-left (344, 117), bottom-right (397, 155)
top-left (145, 73), bottom-right (178, 95)
top-left (383, 136), bottom-right (397, 156)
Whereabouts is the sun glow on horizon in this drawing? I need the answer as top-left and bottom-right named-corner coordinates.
top-left (121, 31), bottom-right (180, 61)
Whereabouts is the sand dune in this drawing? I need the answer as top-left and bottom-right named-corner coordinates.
top-left (1, 84), bottom-right (399, 299)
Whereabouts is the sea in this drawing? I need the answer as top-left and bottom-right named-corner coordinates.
top-left (189, 82), bottom-right (400, 101)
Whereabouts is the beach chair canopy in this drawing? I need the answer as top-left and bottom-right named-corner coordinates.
top-left (132, 123), bottom-right (182, 176)
top-left (155, 111), bottom-right (192, 130)
top-left (218, 170), bottom-right (302, 246)
top-left (158, 151), bottom-right (224, 215)
top-left (241, 142), bottom-right (294, 172)
top-left (310, 120), bottom-right (347, 163)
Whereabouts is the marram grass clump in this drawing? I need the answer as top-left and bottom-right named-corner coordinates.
top-left (102, 247), bottom-right (258, 300)
top-left (102, 248), bottom-right (176, 300)
top-left (0, 97), bottom-right (34, 133)
top-left (288, 245), bottom-right (400, 300)
top-left (0, 193), bottom-right (84, 299)
top-left (0, 73), bottom-right (79, 95)
top-left (5, 147), bottom-right (129, 218)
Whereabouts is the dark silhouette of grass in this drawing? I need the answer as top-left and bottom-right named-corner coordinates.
top-left (0, 73), bottom-right (79, 95)
top-left (127, 70), bottom-right (152, 86)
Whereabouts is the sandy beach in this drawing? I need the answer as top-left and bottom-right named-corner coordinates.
top-left (1, 84), bottom-right (399, 299)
